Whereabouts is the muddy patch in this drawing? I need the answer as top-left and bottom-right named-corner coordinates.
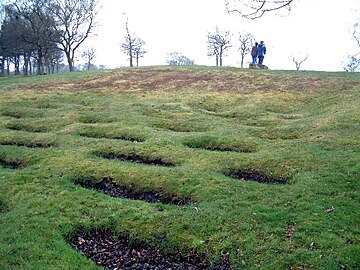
top-left (286, 224), bottom-right (296, 240)
top-left (99, 153), bottom-right (175, 167)
top-left (225, 170), bottom-right (288, 184)
top-left (0, 157), bottom-right (24, 170)
top-left (74, 179), bottom-right (193, 205)
top-left (69, 228), bottom-right (231, 270)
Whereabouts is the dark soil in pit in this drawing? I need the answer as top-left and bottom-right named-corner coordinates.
top-left (70, 228), bottom-right (231, 270)
top-left (0, 158), bottom-right (23, 169)
top-left (0, 200), bottom-right (8, 213)
top-left (79, 133), bottom-right (145, 143)
top-left (225, 170), bottom-right (288, 184)
top-left (101, 153), bottom-right (175, 167)
top-left (0, 141), bottom-right (54, 148)
top-left (185, 144), bottom-right (254, 153)
top-left (75, 179), bottom-right (193, 205)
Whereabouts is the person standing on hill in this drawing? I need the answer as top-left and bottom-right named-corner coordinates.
top-left (251, 42), bottom-right (258, 64)
top-left (257, 41), bottom-right (267, 65)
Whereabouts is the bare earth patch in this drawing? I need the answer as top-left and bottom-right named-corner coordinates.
top-left (8, 68), bottom-right (359, 94)
top-left (74, 178), bottom-right (193, 205)
top-left (69, 228), bottom-right (231, 270)
top-left (100, 153), bottom-right (175, 167)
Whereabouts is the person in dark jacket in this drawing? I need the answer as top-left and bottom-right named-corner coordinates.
top-left (251, 42), bottom-right (258, 64)
top-left (257, 41), bottom-right (266, 65)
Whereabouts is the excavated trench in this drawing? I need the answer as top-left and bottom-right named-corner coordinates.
top-left (74, 178), bottom-right (193, 205)
top-left (0, 141), bottom-right (54, 148)
top-left (69, 228), bottom-right (231, 270)
top-left (100, 153), bottom-right (176, 167)
top-left (225, 170), bottom-right (288, 184)
top-left (184, 143), bottom-right (254, 153)
top-left (79, 133), bottom-right (145, 143)
top-left (0, 157), bottom-right (24, 169)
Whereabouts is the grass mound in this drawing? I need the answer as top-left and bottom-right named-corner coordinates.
top-left (77, 125), bottom-right (146, 142)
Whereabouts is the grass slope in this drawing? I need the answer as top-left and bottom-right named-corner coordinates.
top-left (0, 66), bottom-right (359, 269)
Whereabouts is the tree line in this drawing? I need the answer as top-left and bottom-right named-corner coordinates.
top-left (1, 0), bottom-right (358, 74)
top-left (0, 0), bottom-right (98, 76)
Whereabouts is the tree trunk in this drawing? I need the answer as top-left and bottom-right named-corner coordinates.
top-left (14, 55), bottom-right (21, 75)
top-left (6, 58), bottom-right (10, 76)
top-left (29, 58), bottom-right (33, 75)
top-left (23, 53), bottom-right (29, 76)
top-left (219, 48), bottom-right (223, 67)
top-left (0, 56), bottom-right (4, 77)
top-left (65, 50), bottom-right (75, 72)
top-left (129, 53), bottom-right (133, 67)
top-left (37, 47), bottom-right (44, 75)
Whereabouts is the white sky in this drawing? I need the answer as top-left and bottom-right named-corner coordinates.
top-left (86, 0), bottom-right (360, 71)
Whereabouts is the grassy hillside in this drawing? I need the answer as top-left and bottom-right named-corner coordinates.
top-left (0, 66), bottom-right (359, 269)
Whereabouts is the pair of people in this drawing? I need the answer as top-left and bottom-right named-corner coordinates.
top-left (251, 41), bottom-right (266, 65)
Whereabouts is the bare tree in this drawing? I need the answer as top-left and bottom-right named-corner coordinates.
top-left (132, 38), bottom-right (146, 67)
top-left (121, 18), bottom-right (134, 67)
top-left (81, 47), bottom-right (96, 70)
top-left (292, 54), bottom-right (308, 70)
top-left (166, 52), bottom-right (194, 65)
top-left (344, 17), bottom-right (360, 72)
top-left (225, 0), bottom-right (294, 19)
top-left (207, 27), bottom-right (231, 67)
top-left (238, 32), bottom-right (255, 68)
top-left (121, 18), bottom-right (146, 67)
top-left (49, 0), bottom-right (99, 72)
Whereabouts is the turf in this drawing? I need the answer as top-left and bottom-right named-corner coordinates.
top-left (0, 66), bottom-right (359, 269)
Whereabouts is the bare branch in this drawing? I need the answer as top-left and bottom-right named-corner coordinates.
top-left (292, 54), bottom-right (308, 70)
top-left (225, 0), bottom-right (294, 19)
top-left (207, 27), bottom-right (231, 66)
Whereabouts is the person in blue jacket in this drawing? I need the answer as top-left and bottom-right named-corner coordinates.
top-left (251, 42), bottom-right (258, 64)
top-left (257, 41), bottom-right (266, 65)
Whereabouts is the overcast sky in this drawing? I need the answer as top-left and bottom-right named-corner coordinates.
top-left (87, 0), bottom-right (360, 71)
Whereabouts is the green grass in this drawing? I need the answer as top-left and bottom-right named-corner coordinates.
top-left (0, 66), bottom-right (359, 269)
